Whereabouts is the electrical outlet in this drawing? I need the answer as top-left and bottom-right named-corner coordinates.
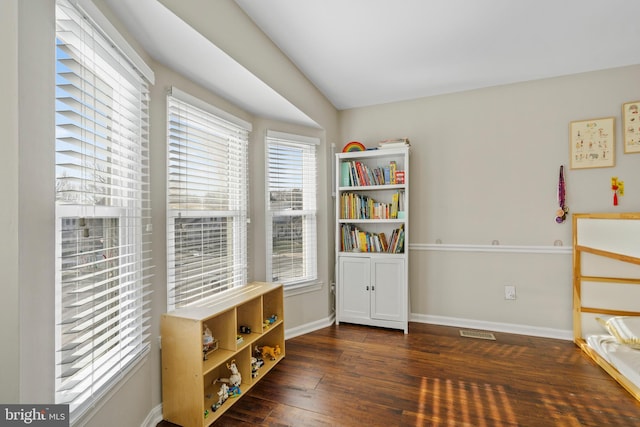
top-left (504, 285), bottom-right (516, 300)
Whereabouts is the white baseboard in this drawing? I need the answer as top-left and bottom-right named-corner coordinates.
top-left (284, 312), bottom-right (573, 341)
top-left (141, 403), bottom-right (162, 427)
top-left (285, 313), bottom-right (336, 340)
top-left (410, 313), bottom-right (573, 341)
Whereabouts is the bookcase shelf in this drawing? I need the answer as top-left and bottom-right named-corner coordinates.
top-left (335, 147), bottom-right (409, 333)
top-left (161, 282), bottom-right (285, 427)
top-left (337, 184), bottom-right (406, 191)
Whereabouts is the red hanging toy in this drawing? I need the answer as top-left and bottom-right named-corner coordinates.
top-left (611, 177), bottom-right (624, 206)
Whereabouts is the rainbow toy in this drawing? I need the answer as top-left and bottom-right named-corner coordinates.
top-left (342, 141), bottom-right (365, 152)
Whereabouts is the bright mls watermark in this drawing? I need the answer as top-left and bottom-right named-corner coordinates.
top-left (0, 405), bottom-right (68, 426)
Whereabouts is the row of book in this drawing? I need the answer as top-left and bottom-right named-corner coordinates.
top-left (340, 160), bottom-right (404, 187)
top-left (340, 224), bottom-right (405, 253)
top-left (339, 191), bottom-right (404, 220)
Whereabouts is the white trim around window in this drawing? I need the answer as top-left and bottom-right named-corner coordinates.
top-left (265, 130), bottom-right (320, 292)
top-left (166, 88), bottom-right (251, 310)
top-left (55, 0), bottom-right (153, 422)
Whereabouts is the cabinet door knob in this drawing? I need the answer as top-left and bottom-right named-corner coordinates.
top-left (366, 286), bottom-right (369, 291)
top-left (371, 286), bottom-right (375, 291)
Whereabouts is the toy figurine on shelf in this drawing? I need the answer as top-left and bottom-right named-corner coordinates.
top-left (228, 385), bottom-right (241, 398)
top-left (258, 344), bottom-right (281, 361)
top-left (202, 324), bottom-right (218, 360)
top-left (214, 359), bottom-right (242, 388)
top-left (211, 383), bottom-right (229, 412)
top-left (203, 324), bottom-right (214, 351)
top-left (263, 314), bottom-right (278, 329)
top-left (251, 356), bottom-right (264, 378)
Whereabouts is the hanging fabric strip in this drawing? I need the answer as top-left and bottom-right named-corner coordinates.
top-left (556, 165), bottom-right (567, 223)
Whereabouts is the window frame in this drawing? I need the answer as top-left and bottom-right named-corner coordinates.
top-left (265, 130), bottom-right (320, 292)
top-left (166, 87), bottom-right (252, 311)
top-left (54, 0), bottom-right (153, 421)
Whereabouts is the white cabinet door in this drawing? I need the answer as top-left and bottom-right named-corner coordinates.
top-left (371, 258), bottom-right (405, 322)
top-left (338, 256), bottom-right (371, 321)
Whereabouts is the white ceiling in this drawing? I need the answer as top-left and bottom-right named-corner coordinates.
top-left (105, 0), bottom-right (640, 123)
top-left (236, 0), bottom-right (640, 110)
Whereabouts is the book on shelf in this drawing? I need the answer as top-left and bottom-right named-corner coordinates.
top-left (386, 224), bottom-right (405, 254)
top-left (379, 232), bottom-right (388, 252)
top-left (378, 137), bottom-right (411, 149)
top-left (389, 161), bottom-right (397, 184)
top-left (358, 231), bottom-right (368, 251)
top-left (340, 162), bottom-right (350, 187)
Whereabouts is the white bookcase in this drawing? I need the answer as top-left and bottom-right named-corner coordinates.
top-left (335, 147), bottom-right (409, 333)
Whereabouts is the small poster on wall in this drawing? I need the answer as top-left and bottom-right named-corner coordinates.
top-left (623, 101), bottom-right (640, 154)
top-left (569, 117), bottom-right (615, 169)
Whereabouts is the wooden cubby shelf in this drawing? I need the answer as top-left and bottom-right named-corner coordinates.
top-left (161, 282), bottom-right (285, 427)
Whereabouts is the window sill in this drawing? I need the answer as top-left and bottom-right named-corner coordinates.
top-left (283, 280), bottom-right (323, 297)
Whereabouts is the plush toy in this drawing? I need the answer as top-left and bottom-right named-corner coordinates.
top-left (214, 359), bottom-right (241, 387)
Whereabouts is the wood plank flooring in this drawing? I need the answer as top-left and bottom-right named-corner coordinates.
top-left (158, 322), bottom-right (640, 426)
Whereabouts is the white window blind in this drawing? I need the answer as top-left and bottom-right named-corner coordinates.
top-left (266, 131), bottom-right (318, 287)
top-left (167, 88), bottom-right (250, 310)
top-left (55, 0), bottom-right (152, 421)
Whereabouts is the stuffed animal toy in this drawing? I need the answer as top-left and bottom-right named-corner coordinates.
top-left (214, 359), bottom-right (241, 387)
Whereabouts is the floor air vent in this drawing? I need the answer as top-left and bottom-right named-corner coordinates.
top-left (459, 330), bottom-right (496, 340)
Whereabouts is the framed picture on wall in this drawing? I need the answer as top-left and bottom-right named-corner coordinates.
top-left (622, 101), bottom-right (640, 154)
top-left (569, 117), bottom-right (615, 169)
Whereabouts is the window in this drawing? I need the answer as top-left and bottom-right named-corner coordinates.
top-left (55, 0), bottom-right (152, 421)
top-left (167, 88), bottom-right (251, 310)
top-left (266, 131), bottom-right (319, 288)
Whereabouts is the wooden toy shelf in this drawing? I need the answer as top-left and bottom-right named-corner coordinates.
top-left (161, 282), bottom-right (285, 427)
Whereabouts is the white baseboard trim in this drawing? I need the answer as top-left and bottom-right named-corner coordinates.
top-left (410, 313), bottom-right (573, 341)
top-left (282, 312), bottom-right (572, 341)
top-left (141, 403), bottom-right (162, 427)
top-left (285, 313), bottom-right (336, 340)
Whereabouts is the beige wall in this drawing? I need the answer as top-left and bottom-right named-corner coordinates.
top-left (340, 65), bottom-right (640, 335)
top-left (17, 0), bottom-right (56, 403)
top-left (0, 0), bottom-right (20, 404)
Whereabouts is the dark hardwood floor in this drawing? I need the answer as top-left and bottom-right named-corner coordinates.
top-left (158, 322), bottom-right (640, 426)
